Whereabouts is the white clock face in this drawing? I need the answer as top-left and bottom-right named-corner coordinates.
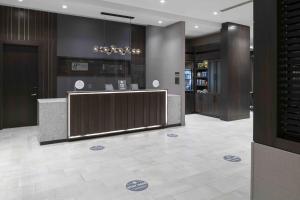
top-left (75, 80), bottom-right (85, 90)
top-left (152, 80), bottom-right (160, 88)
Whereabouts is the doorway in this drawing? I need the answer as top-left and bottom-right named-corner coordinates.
top-left (2, 44), bottom-right (38, 128)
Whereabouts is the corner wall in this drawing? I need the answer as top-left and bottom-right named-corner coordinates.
top-left (146, 22), bottom-right (185, 125)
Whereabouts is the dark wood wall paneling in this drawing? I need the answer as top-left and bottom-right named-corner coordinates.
top-left (254, 0), bottom-right (300, 154)
top-left (220, 22), bottom-right (251, 121)
top-left (194, 43), bottom-right (221, 61)
top-left (0, 5), bottom-right (57, 98)
top-left (70, 91), bottom-right (166, 137)
top-left (186, 33), bottom-right (221, 62)
top-left (195, 93), bottom-right (219, 117)
top-left (188, 32), bottom-right (221, 47)
top-left (185, 40), bottom-right (194, 62)
top-left (0, 5), bottom-right (57, 130)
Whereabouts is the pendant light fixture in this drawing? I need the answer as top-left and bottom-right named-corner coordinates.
top-left (94, 12), bottom-right (141, 56)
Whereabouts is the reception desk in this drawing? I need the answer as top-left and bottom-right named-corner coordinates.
top-left (68, 90), bottom-right (167, 139)
top-left (38, 90), bottom-right (181, 144)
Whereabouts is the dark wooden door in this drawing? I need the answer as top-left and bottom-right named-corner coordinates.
top-left (3, 44), bottom-right (38, 128)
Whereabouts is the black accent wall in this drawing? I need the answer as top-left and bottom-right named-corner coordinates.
top-left (57, 14), bottom-right (131, 60)
top-left (56, 14), bottom-right (146, 95)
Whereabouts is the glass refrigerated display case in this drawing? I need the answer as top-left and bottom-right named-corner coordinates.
top-left (185, 69), bottom-right (193, 91)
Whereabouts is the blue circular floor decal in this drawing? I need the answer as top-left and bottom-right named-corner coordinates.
top-left (126, 180), bottom-right (149, 192)
top-left (224, 155), bottom-right (242, 162)
top-left (90, 145), bottom-right (105, 151)
top-left (167, 133), bottom-right (178, 138)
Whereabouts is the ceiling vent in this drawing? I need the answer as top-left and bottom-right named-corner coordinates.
top-left (101, 12), bottom-right (134, 19)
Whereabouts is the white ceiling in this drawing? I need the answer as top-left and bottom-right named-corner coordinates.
top-left (0, 0), bottom-right (253, 40)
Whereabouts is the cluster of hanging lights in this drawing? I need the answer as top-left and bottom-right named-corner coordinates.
top-left (93, 45), bottom-right (141, 55)
top-left (94, 12), bottom-right (142, 56)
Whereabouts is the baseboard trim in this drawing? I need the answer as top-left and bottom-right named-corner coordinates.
top-left (165, 123), bottom-right (182, 128)
top-left (40, 124), bottom-right (183, 145)
top-left (40, 139), bottom-right (68, 145)
top-left (220, 113), bottom-right (250, 121)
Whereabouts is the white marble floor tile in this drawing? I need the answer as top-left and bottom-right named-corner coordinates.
top-left (0, 113), bottom-right (253, 200)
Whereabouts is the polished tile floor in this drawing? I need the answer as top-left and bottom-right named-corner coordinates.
top-left (0, 114), bottom-right (253, 200)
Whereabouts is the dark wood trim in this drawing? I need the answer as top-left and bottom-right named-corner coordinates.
top-left (0, 40), bottom-right (41, 46)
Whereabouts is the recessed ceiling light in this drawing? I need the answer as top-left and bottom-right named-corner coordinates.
top-left (160, 0), bottom-right (166, 4)
top-left (18, 0), bottom-right (23, 2)
top-left (194, 25), bottom-right (199, 29)
top-left (213, 11), bottom-right (219, 15)
top-left (158, 20), bottom-right (163, 24)
top-left (62, 4), bottom-right (68, 9)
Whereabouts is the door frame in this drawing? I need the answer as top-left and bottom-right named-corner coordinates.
top-left (0, 40), bottom-right (42, 130)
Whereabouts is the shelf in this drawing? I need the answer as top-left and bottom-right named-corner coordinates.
top-left (196, 68), bottom-right (208, 71)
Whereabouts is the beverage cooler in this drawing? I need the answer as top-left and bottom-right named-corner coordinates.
top-left (185, 69), bottom-right (193, 92)
top-left (185, 62), bottom-right (195, 114)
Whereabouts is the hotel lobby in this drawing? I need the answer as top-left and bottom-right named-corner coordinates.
top-left (0, 0), bottom-right (299, 200)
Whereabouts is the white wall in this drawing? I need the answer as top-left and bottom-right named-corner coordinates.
top-left (146, 22), bottom-right (185, 125)
top-left (251, 142), bottom-right (300, 200)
